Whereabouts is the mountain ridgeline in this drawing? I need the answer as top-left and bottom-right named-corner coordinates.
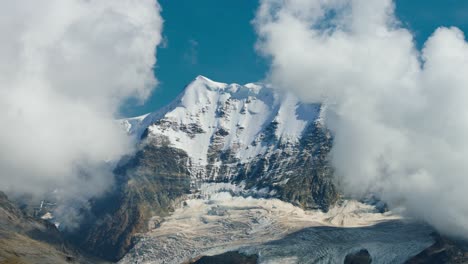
top-left (72, 76), bottom-right (339, 261)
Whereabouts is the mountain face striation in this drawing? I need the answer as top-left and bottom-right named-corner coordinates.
top-left (72, 76), bottom-right (339, 261)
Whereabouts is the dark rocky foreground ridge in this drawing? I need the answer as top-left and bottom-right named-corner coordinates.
top-left (0, 191), bottom-right (105, 264)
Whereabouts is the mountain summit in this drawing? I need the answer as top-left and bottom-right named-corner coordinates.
top-left (121, 76), bottom-right (330, 181)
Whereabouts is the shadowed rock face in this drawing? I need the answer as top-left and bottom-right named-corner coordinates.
top-left (244, 121), bottom-right (338, 211)
top-left (0, 192), bottom-right (93, 264)
top-left (344, 249), bottom-right (372, 264)
top-left (70, 144), bottom-right (191, 261)
top-left (191, 252), bottom-right (258, 264)
top-left (406, 233), bottom-right (468, 264)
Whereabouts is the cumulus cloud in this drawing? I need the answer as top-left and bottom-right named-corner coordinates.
top-left (0, 0), bottom-right (163, 227)
top-left (255, 0), bottom-right (468, 238)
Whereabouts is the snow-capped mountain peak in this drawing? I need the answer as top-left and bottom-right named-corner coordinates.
top-left (121, 76), bottom-right (326, 181)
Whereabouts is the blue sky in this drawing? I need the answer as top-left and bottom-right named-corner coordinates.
top-left (120, 0), bottom-right (468, 117)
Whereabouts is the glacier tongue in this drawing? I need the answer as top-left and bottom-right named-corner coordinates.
top-left (119, 183), bottom-right (434, 264)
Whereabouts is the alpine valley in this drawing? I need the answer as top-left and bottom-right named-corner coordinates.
top-left (2, 76), bottom-right (468, 264)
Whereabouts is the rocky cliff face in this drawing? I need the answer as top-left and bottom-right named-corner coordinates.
top-left (74, 76), bottom-right (339, 261)
top-left (69, 144), bottom-right (191, 261)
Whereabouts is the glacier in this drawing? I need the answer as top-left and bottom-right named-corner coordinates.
top-left (119, 183), bottom-right (434, 264)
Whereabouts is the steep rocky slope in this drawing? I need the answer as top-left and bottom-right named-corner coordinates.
top-left (69, 144), bottom-right (191, 261)
top-left (73, 76), bottom-right (339, 261)
top-left (0, 192), bottom-right (95, 264)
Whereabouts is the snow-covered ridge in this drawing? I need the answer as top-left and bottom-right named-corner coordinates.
top-left (120, 75), bottom-right (324, 168)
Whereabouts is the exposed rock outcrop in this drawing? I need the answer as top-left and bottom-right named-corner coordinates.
top-left (344, 249), bottom-right (372, 264)
top-left (190, 252), bottom-right (258, 264)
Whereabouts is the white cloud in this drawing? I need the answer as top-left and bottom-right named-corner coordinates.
top-left (0, 0), bottom-right (163, 227)
top-left (184, 38), bottom-right (199, 65)
top-left (255, 0), bottom-right (468, 238)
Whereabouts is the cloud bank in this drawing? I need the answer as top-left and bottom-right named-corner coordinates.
top-left (0, 0), bottom-right (163, 226)
top-left (255, 0), bottom-right (468, 238)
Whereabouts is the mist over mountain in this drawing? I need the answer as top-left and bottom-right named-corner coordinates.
top-left (0, 0), bottom-right (163, 230)
top-left (255, 0), bottom-right (468, 240)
